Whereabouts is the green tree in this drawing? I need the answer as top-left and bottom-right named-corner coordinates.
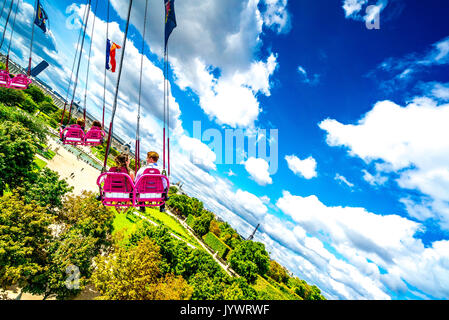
top-left (59, 191), bottom-right (115, 247)
top-left (38, 101), bottom-right (58, 115)
top-left (228, 241), bottom-right (270, 283)
top-left (0, 103), bottom-right (48, 143)
top-left (20, 95), bottom-right (38, 114)
top-left (288, 277), bottom-right (326, 300)
top-left (192, 210), bottom-right (214, 237)
top-left (267, 260), bottom-right (290, 284)
top-left (0, 192), bottom-right (54, 291)
top-left (167, 194), bottom-right (194, 217)
top-left (51, 109), bottom-right (76, 127)
top-left (0, 121), bottom-right (37, 195)
top-left (25, 229), bottom-right (98, 300)
top-left (92, 237), bottom-right (192, 300)
top-left (190, 197), bottom-right (204, 217)
top-left (22, 168), bottom-right (73, 215)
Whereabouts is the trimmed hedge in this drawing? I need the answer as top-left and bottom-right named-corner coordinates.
top-left (203, 232), bottom-right (232, 260)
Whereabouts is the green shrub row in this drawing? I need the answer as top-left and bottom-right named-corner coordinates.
top-left (203, 232), bottom-right (232, 260)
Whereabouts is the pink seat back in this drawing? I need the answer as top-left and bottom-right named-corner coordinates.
top-left (103, 167), bottom-right (134, 194)
top-left (84, 126), bottom-right (104, 145)
top-left (135, 168), bottom-right (166, 202)
top-left (63, 125), bottom-right (85, 145)
top-left (9, 74), bottom-right (31, 90)
top-left (0, 70), bottom-right (11, 88)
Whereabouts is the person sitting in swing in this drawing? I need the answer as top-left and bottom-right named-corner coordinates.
top-left (135, 151), bottom-right (168, 212)
top-left (113, 153), bottom-right (134, 210)
top-left (61, 117), bottom-right (86, 141)
top-left (113, 153), bottom-right (135, 181)
top-left (91, 120), bottom-right (102, 129)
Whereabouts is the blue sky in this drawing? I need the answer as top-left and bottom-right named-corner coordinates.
top-left (2, 0), bottom-right (449, 300)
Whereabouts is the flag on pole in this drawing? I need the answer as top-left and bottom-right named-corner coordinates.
top-left (105, 39), bottom-right (111, 70)
top-left (164, 0), bottom-right (177, 51)
top-left (34, 0), bottom-right (48, 33)
top-left (107, 41), bottom-right (121, 73)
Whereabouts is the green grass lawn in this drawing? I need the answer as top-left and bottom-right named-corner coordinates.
top-left (143, 208), bottom-right (199, 247)
top-left (112, 211), bottom-right (142, 246)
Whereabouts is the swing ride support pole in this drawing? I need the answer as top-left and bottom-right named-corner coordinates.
top-left (68, 0), bottom-right (92, 123)
top-left (167, 46), bottom-right (171, 177)
top-left (83, 0), bottom-right (98, 124)
top-left (135, 0), bottom-right (148, 173)
top-left (61, 0), bottom-right (89, 127)
top-left (163, 49), bottom-right (166, 172)
top-left (6, 0), bottom-right (20, 73)
top-left (102, 0), bottom-right (110, 129)
top-left (27, 0), bottom-right (38, 76)
top-left (0, 0), bottom-right (15, 51)
top-left (103, 0), bottom-right (133, 170)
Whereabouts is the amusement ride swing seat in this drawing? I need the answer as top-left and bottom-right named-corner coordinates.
top-left (8, 74), bottom-right (32, 90)
top-left (60, 124), bottom-right (85, 145)
top-left (96, 0), bottom-right (173, 210)
top-left (134, 168), bottom-right (170, 208)
top-left (84, 126), bottom-right (105, 146)
top-left (97, 166), bottom-right (135, 207)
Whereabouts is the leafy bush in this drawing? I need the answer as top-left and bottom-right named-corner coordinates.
top-left (186, 214), bottom-right (195, 228)
top-left (0, 121), bottom-right (37, 195)
top-left (192, 211), bottom-right (214, 237)
top-left (24, 85), bottom-right (46, 104)
top-left (20, 95), bottom-right (38, 114)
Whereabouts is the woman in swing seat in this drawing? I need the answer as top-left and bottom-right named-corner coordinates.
top-left (84, 120), bottom-right (104, 145)
top-left (113, 153), bottom-right (135, 181)
top-left (105, 153), bottom-right (135, 210)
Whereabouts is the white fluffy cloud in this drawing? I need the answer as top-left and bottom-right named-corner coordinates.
top-left (335, 174), bottom-right (355, 188)
top-left (285, 155), bottom-right (317, 179)
top-left (178, 136), bottom-right (217, 171)
top-left (243, 157), bottom-right (273, 186)
top-left (319, 97), bottom-right (449, 229)
top-left (276, 191), bottom-right (449, 299)
top-left (342, 0), bottom-right (388, 23)
top-left (110, 0), bottom-right (282, 128)
top-left (342, 0), bottom-right (368, 18)
top-left (362, 169), bottom-right (388, 187)
top-left (261, 0), bottom-right (291, 34)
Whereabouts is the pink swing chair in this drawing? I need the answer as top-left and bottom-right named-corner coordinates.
top-left (84, 126), bottom-right (105, 146)
top-left (8, 74), bottom-right (32, 90)
top-left (97, 167), bottom-right (135, 207)
top-left (134, 168), bottom-right (170, 208)
top-left (60, 124), bottom-right (85, 146)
